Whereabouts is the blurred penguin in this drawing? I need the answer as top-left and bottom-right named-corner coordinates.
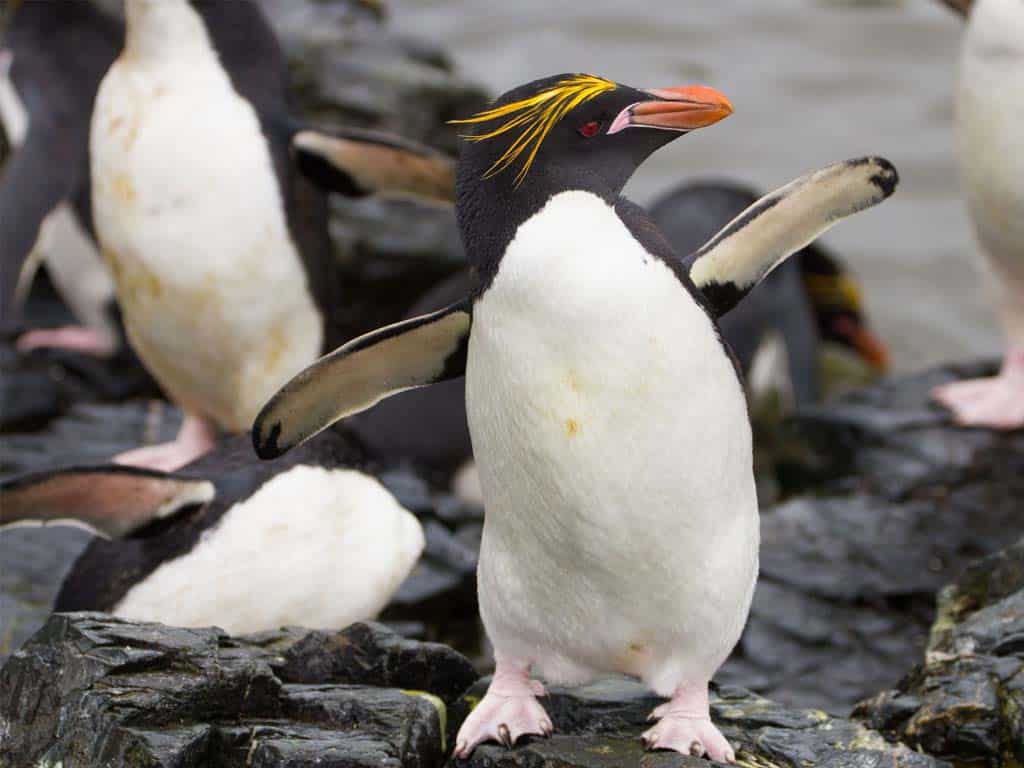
top-left (932, 0), bottom-right (1024, 429)
top-left (649, 180), bottom-right (889, 407)
top-left (90, 0), bottom-right (461, 471)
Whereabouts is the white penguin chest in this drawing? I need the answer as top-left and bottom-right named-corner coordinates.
top-left (90, 52), bottom-right (321, 428)
top-left (467, 190), bottom-right (754, 544)
top-left (957, 0), bottom-right (1024, 263)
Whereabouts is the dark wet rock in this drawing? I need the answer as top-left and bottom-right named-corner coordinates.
top-left (0, 527), bottom-right (93, 662)
top-left (0, 614), bottom-right (470, 768)
top-left (854, 538), bottom-right (1024, 767)
top-left (454, 678), bottom-right (946, 768)
top-left (0, 400), bottom-right (181, 478)
top-left (258, 0), bottom-right (487, 153)
top-left (719, 361), bottom-right (1024, 713)
top-left (782, 360), bottom-right (1022, 500)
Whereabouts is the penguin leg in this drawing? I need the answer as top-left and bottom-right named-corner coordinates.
top-left (642, 681), bottom-right (735, 763)
top-left (453, 655), bottom-right (552, 759)
top-left (932, 346), bottom-right (1024, 430)
top-left (16, 325), bottom-right (116, 358)
top-left (113, 412), bottom-right (219, 472)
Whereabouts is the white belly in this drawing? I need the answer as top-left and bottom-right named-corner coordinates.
top-left (114, 466), bottom-right (424, 634)
top-left (466, 191), bottom-right (759, 694)
top-left (957, 0), bottom-right (1024, 339)
top-left (90, 51), bottom-right (321, 430)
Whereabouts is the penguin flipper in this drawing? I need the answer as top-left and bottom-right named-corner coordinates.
top-left (0, 465), bottom-right (215, 539)
top-left (291, 127), bottom-right (455, 202)
top-left (684, 157), bottom-right (898, 319)
top-left (253, 298), bottom-right (472, 460)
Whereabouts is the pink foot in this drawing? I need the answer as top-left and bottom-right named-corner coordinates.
top-left (932, 347), bottom-right (1024, 431)
top-left (114, 412), bottom-right (218, 472)
top-left (642, 682), bottom-right (735, 763)
top-left (453, 656), bottom-right (552, 759)
top-left (16, 326), bottom-right (116, 358)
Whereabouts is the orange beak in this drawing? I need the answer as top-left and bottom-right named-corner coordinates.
top-left (850, 325), bottom-right (890, 373)
top-left (608, 86), bottom-right (734, 134)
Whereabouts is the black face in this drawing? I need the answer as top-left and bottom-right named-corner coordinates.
top-left (453, 73), bottom-right (733, 291)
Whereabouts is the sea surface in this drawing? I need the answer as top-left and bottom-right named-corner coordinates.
top-left (391, 0), bottom-right (1002, 372)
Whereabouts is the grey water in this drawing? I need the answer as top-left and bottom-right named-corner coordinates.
top-left (392, 0), bottom-right (1002, 373)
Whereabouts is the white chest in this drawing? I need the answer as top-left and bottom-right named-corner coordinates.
top-left (467, 191), bottom-right (751, 519)
top-left (0, 52), bottom-right (28, 147)
top-left (956, 0), bottom-right (1024, 261)
top-left (89, 38), bottom-right (321, 428)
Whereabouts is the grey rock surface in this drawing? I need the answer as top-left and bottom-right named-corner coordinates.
top-left (854, 538), bottom-right (1024, 767)
top-left (0, 615), bottom-right (472, 768)
top-left (1, 614), bottom-right (953, 768)
top-left (454, 678), bottom-right (947, 768)
top-left (719, 361), bottom-right (1024, 713)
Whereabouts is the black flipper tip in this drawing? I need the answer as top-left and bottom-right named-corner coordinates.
top-left (864, 156), bottom-right (899, 198)
top-left (252, 420), bottom-right (285, 461)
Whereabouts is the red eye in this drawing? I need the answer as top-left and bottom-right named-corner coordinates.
top-left (578, 120), bottom-right (601, 138)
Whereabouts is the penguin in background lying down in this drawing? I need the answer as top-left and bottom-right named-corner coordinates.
top-left (252, 72), bottom-right (899, 759)
top-left (0, 430), bottom-right (424, 635)
top-left (0, 0), bottom-right (121, 357)
top-left (90, 0), bottom-right (458, 472)
top-left (648, 181), bottom-right (889, 407)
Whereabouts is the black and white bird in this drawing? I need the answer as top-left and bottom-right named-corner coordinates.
top-left (90, 0), bottom-right (457, 471)
top-left (649, 181), bottom-right (888, 406)
top-left (0, 0), bottom-right (121, 357)
top-left (253, 73), bottom-right (898, 760)
top-left (0, 430), bottom-right (424, 634)
top-left (932, 0), bottom-right (1024, 429)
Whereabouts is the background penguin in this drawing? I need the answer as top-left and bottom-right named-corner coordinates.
top-left (252, 73), bottom-right (898, 760)
top-left (90, 0), bottom-right (460, 472)
top-left (648, 181), bottom-right (889, 407)
top-left (0, 0), bottom-right (121, 356)
top-left (931, 0), bottom-right (1024, 429)
top-left (0, 429), bottom-right (423, 635)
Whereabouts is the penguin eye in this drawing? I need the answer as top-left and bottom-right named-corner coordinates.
top-left (578, 120), bottom-right (601, 138)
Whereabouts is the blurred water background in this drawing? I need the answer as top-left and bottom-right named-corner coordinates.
top-left (391, 0), bottom-right (1000, 373)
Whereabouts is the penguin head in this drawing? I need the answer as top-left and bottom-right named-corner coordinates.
top-left (452, 73), bottom-right (733, 199)
top-left (800, 245), bottom-right (889, 373)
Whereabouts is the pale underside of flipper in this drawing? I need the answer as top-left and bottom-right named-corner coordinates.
top-left (292, 128), bottom-right (456, 203)
top-left (0, 465), bottom-right (215, 539)
top-left (685, 157), bottom-right (898, 319)
top-left (253, 299), bottom-right (472, 460)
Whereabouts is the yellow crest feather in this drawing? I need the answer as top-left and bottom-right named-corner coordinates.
top-left (449, 75), bottom-right (616, 187)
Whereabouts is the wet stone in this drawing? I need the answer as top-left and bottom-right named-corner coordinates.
top-left (453, 678), bottom-right (946, 768)
top-left (720, 361), bottom-right (1024, 714)
top-left (854, 538), bottom-right (1024, 767)
top-left (0, 614), bottom-right (468, 768)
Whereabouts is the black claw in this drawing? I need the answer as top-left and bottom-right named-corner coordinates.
top-left (690, 740), bottom-right (706, 758)
top-left (497, 724), bottom-right (512, 748)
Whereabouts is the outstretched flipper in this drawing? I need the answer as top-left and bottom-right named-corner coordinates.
top-left (253, 299), bottom-right (472, 460)
top-left (292, 127), bottom-right (455, 202)
top-left (685, 157), bottom-right (898, 318)
top-left (0, 465), bottom-right (215, 538)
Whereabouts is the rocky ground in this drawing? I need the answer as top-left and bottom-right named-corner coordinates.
top-left (0, 614), bottom-right (950, 768)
